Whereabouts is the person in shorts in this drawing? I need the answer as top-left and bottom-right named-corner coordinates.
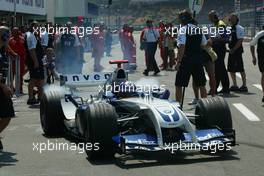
top-left (0, 26), bottom-right (15, 151)
top-left (25, 21), bottom-right (45, 105)
top-left (228, 13), bottom-right (248, 92)
top-left (175, 10), bottom-right (207, 103)
top-left (189, 45), bottom-right (217, 105)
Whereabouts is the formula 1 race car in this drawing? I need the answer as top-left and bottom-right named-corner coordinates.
top-left (40, 60), bottom-right (236, 160)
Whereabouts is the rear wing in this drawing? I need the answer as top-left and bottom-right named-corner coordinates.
top-left (109, 60), bottom-right (128, 68)
top-left (60, 73), bottom-right (112, 88)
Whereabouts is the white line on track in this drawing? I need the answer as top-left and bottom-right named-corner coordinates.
top-left (253, 84), bottom-right (263, 91)
top-left (7, 126), bottom-right (18, 131)
top-left (233, 103), bottom-right (261, 122)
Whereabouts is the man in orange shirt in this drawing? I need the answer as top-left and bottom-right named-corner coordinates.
top-left (8, 27), bottom-right (26, 93)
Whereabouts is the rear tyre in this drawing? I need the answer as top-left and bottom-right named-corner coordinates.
top-left (195, 96), bottom-right (233, 130)
top-left (40, 86), bottom-right (65, 136)
top-left (84, 103), bottom-right (118, 160)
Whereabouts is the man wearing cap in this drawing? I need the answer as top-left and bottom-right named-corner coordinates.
top-left (175, 10), bottom-right (207, 103)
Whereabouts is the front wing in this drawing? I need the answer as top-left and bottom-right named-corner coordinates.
top-left (112, 129), bottom-right (235, 153)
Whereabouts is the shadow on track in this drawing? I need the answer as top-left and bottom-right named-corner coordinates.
top-left (0, 151), bottom-right (18, 168)
top-left (89, 150), bottom-right (239, 169)
top-left (238, 141), bottom-right (264, 150)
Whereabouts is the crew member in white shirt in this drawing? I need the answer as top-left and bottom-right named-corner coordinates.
top-left (227, 13), bottom-right (247, 92)
top-left (142, 20), bottom-right (160, 76)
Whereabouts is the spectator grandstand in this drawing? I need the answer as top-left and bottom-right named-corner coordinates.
top-left (196, 0), bottom-right (234, 24)
top-left (96, 0), bottom-right (263, 34)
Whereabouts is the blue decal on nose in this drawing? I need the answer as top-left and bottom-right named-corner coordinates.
top-left (171, 108), bottom-right (180, 122)
top-left (159, 113), bottom-right (171, 122)
top-left (155, 107), bottom-right (180, 122)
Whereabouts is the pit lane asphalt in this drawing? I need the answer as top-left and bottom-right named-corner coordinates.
top-left (1, 35), bottom-right (264, 176)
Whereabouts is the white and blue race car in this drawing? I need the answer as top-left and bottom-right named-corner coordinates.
top-left (40, 60), bottom-right (236, 160)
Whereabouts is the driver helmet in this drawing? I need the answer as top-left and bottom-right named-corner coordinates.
top-left (114, 81), bottom-right (138, 98)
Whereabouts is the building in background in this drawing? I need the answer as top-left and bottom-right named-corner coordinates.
top-left (45, 0), bottom-right (99, 25)
top-left (0, 0), bottom-right (46, 26)
top-left (239, 0), bottom-right (264, 36)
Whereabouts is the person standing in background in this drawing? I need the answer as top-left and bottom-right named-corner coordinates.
top-left (76, 21), bottom-right (85, 73)
top-left (250, 26), bottom-right (264, 102)
top-left (158, 21), bottom-right (166, 70)
top-left (142, 20), bottom-right (160, 76)
top-left (8, 27), bottom-right (26, 94)
top-left (56, 22), bottom-right (81, 74)
top-left (175, 10), bottom-right (207, 103)
top-left (91, 24), bottom-right (104, 72)
top-left (40, 23), bottom-right (49, 53)
top-left (120, 24), bottom-right (129, 59)
top-left (208, 10), bottom-right (230, 94)
top-left (119, 24), bottom-right (131, 70)
top-left (163, 23), bottom-right (176, 71)
top-left (0, 26), bottom-right (15, 151)
top-left (105, 28), bottom-right (113, 57)
top-left (47, 24), bottom-right (55, 49)
top-left (25, 21), bottom-right (45, 105)
top-left (228, 13), bottom-right (248, 92)
top-left (128, 26), bottom-right (137, 71)
top-left (140, 25), bottom-right (148, 66)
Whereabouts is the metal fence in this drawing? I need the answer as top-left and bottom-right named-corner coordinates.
top-left (239, 0), bottom-right (264, 37)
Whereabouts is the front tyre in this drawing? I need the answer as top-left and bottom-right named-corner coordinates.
top-left (195, 96), bottom-right (233, 130)
top-left (84, 103), bottom-right (118, 160)
top-left (195, 96), bottom-right (235, 147)
top-left (40, 85), bottom-right (65, 136)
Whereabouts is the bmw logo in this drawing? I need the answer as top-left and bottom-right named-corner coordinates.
top-left (164, 110), bottom-right (171, 114)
